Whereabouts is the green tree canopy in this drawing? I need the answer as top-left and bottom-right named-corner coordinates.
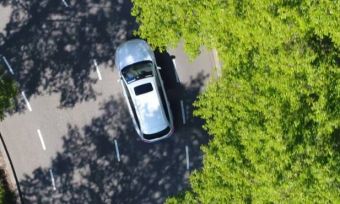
top-left (0, 64), bottom-right (17, 120)
top-left (132, 0), bottom-right (340, 203)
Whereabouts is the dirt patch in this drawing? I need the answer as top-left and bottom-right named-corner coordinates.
top-left (0, 152), bottom-right (17, 203)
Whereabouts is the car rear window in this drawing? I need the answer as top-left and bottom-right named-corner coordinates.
top-left (134, 83), bottom-right (153, 96)
top-left (143, 126), bottom-right (171, 140)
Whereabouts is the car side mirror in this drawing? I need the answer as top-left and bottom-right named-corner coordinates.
top-left (157, 66), bottom-right (162, 70)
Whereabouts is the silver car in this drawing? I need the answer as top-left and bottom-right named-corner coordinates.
top-left (115, 39), bottom-right (174, 142)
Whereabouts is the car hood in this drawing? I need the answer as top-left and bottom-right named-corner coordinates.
top-left (129, 78), bottom-right (168, 135)
top-left (115, 39), bottom-right (155, 71)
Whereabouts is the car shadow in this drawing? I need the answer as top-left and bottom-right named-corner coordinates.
top-left (155, 50), bottom-right (209, 134)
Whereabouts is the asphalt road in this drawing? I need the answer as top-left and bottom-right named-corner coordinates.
top-left (0, 1), bottom-right (216, 203)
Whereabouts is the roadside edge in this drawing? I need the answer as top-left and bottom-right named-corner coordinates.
top-left (0, 132), bottom-right (24, 204)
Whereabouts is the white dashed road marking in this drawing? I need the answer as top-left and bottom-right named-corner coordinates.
top-left (114, 140), bottom-right (121, 162)
top-left (93, 59), bottom-right (102, 80)
top-left (172, 58), bottom-right (180, 83)
top-left (21, 91), bottom-right (32, 112)
top-left (185, 145), bottom-right (190, 170)
top-left (61, 0), bottom-right (69, 7)
top-left (2, 56), bottom-right (14, 75)
top-left (37, 129), bottom-right (46, 151)
top-left (49, 169), bottom-right (57, 190)
top-left (180, 100), bottom-right (186, 125)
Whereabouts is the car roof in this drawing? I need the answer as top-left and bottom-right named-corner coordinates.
top-left (127, 77), bottom-right (169, 135)
top-left (115, 39), bottom-right (155, 71)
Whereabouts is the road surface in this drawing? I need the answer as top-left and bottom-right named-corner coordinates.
top-left (0, 1), bottom-right (216, 203)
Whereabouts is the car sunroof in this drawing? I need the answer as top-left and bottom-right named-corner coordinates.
top-left (134, 83), bottom-right (153, 95)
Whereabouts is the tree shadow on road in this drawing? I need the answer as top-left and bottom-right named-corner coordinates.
top-left (0, 0), bottom-right (137, 110)
top-left (19, 71), bottom-right (210, 204)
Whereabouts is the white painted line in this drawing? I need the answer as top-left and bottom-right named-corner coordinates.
top-left (114, 140), bottom-right (120, 162)
top-left (180, 100), bottom-right (186, 125)
top-left (2, 56), bottom-right (14, 75)
top-left (37, 129), bottom-right (46, 151)
top-left (21, 91), bottom-right (32, 112)
top-left (49, 169), bottom-right (57, 191)
top-left (185, 145), bottom-right (190, 170)
top-left (61, 0), bottom-right (69, 7)
top-left (93, 59), bottom-right (102, 80)
top-left (172, 58), bottom-right (180, 83)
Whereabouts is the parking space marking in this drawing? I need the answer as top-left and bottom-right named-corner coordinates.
top-left (61, 0), bottom-right (69, 7)
top-left (49, 169), bottom-right (57, 190)
top-left (185, 145), bottom-right (190, 170)
top-left (186, 104), bottom-right (190, 121)
top-left (114, 140), bottom-right (121, 162)
top-left (21, 91), bottom-right (32, 112)
top-left (2, 56), bottom-right (14, 75)
top-left (93, 59), bottom-right (102, 80)
top-left (180, 100), bottom-right (186, 125)
top-left (37, 129), bottom-right (46, 150)
top-left (172, 58), bottom-right (180, 83)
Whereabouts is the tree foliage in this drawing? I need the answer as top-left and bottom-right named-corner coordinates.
top-left (132, 0), bottom-right (340, 203)
top-left (0, 65), bottom-right (17, 120)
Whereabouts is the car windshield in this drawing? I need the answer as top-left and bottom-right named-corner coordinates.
top-left (122, 61), bottom-right (153, 83)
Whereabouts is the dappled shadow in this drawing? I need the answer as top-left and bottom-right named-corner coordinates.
top-left (331, 128), bottom-right (340, 153)
top-left (308, 34), bottom-right (340, 67)
top-left (0, 0), bottom-right (137, 110)
top-left (19, 71), bottom-right (210, 203)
